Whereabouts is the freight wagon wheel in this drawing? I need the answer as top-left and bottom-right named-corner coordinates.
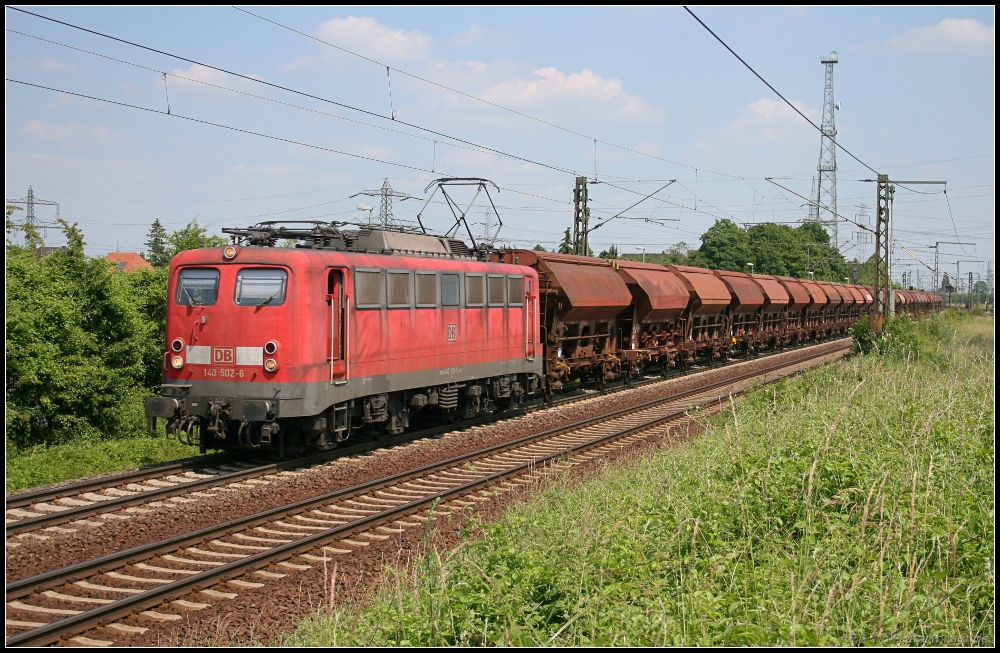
top-left (543, 380), bottom-right (553, 404)
top-left (659, 357), bottom-right (668, 378)
top-left (623, 365), bottom-right (632, 388)
top-left (678, 357), bottom-right (687, 375)
top-left (595, 368), bottom-right (605, 392)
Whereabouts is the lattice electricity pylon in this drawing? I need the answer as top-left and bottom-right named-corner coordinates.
top-left (351, 178), bottom-right (417, 228)
top-left (812, 52), bottom-right (840, 248)
top-left (872, 174), bottom-right (894, 330)
top-left (5, 185), bottom-right (59, 245)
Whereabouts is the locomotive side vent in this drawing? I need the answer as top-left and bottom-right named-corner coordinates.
top-left (444, 239), bottom-right (471, 257)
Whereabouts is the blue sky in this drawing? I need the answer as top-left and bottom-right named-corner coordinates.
top-left (5, 6), bottom-right (995, 286)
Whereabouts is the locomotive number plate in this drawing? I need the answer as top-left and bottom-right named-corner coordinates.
top-left (203, 368), bottom-right (245, 378)
top-left (447, 324), bottom-right (457, 342)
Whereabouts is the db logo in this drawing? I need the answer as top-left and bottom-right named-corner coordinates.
top-left (447, 324), bottom-right (457, 342)
top-left (212, 347), bottom-right (235, 364)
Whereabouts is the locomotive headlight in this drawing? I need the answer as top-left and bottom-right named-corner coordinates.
top-left (223, 245), bottom-right (238, 260)
top-left (171, 355), bottom-right (185, 369)
top-left (264, 340), bottom-right (278, 355)
top-left (263, 358), bottom-right (278, 372)
top-left (171, 338), bottom-right (185, 353)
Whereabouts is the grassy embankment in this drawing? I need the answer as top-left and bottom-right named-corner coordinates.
top-left (289, 312), bottom-right (994, 646)
top-left (5, 433), bottom-right (201, 493)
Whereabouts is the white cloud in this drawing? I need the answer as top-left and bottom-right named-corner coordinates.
top-left (632, 141), bottom-right (662, 157)
top-left (886, 18), bottom-right (994, 55)
top-left (9, 57), bottom-right (76, 74)
top-left (163, 63), bottom-right (257, 99)
top-left (231, 164), bottom-right (306, 175)
top-left (479, 67), bottom-right (661, 122)
top-left (353, 144), bottom-right (396, 160)
top-left (315, 16), bottom-right (432, 61)
top-left (18, 120), bottom-right (111, 148)
top-left (451, 24), bottom-right (488, 46)
top-left (692, 98), bottom-right (820, 161)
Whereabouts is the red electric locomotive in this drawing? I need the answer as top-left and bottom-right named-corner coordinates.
top-left (145, 226), bottom-right (543, 454)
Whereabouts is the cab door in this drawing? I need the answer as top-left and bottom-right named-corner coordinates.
top-left (525, 276), bottom-right (536, 361)
top-left (327, 269), bottom-right (348, 384)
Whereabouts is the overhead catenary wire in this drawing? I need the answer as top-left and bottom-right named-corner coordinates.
top-left (10, 7), bottom-right (984, 252)
top-left (231, 5), bottom-right (743, 180)
top-left (6, 7), bottom-right (587, 179)
top-left (6, 24), bottom-right (714, 193)
top-left (5, 78), bottom-right (445, 175)
top-left (682, 6), bottom-right (880, 177)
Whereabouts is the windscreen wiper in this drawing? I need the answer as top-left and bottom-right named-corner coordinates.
top-left (256, 290), bottom-right (280, 309)
top-left (182, 286), bottom-right (197, 306)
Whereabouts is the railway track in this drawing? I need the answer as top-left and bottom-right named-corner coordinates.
top-left (5, 338), bottom-right (848, 539)
top-left (4, 341), bottom-right (850, 646)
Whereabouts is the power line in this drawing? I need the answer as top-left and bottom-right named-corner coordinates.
top-left (6, 27), bottom-right (581, 176)
top-left (682, 6), bottom-right (879, 176)
top-left (6, 78), bottom-right (444, 174)
top-left (31, 179), bottom-right (383, 204)
top-left (6, 79), bottom-right (597, 225)
top-left (6, 7), bottom-right (587, 178)
top-left (232, 5), bottom-right (743, 180)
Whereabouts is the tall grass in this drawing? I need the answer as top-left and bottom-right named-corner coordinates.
top-left (5, 434), bottom-right (201, 493)
top-left (288, 316), bottom-right (994, 646)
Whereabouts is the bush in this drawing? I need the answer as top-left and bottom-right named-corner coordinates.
top-left (850, 313), bottom-right (920, 359)
top-left (5, 221), bottom-right (168, 450)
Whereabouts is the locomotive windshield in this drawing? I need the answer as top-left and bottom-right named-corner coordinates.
top-left (175, 268), bottom-right (220, 306)
top-left (235, 268), bottom-right (288, 307)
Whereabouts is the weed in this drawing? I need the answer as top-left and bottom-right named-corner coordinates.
top-left (288, 317), bottom-right (994, 647)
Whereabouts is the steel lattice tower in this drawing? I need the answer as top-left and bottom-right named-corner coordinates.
top-left (352, 178), bottom-right (417, 228)
top-left (813, 51), bottom-right (840, 249)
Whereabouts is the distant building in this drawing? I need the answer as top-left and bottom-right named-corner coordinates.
top-left (105, 252), bottom-right (155, 272)
top-left (34, 246), bottom-right (70, 257)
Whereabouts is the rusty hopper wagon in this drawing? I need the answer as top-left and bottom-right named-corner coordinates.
top-left (714, 270), bottom-right (766, 355)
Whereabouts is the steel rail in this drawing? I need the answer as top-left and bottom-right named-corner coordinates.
top-left (5, 342), bottom-right (849, 647)
top-left (5, 336), bottom-right (845, 535)
top-left (4, 453), bottom-right (234, 510)
top-left (3, 407), bottom-right (530, 536)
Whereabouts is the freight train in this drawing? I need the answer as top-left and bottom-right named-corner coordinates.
top-left (144, 223), bottom-right (940, 455)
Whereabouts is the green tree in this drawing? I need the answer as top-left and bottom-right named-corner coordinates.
top-left (167, 218), bottom-right (227, 258)
top-left (558, 228), bottom-right (573, 254)
top-left (747, 223), bottom-right (803, 277)
top-left (662, 241), bottom-right (692, 266)
top-left (532, 244), bottom-right (547, 252)
top-left (144, 218), bottom-right (170, 268)
top-left (692, 219), bottom-right (751, 271)
top-left (598, 243), bottom-right (619, 259)
top-left (5, 220), bottom-right (162, 449)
